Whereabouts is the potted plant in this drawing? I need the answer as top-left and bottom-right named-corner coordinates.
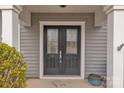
top-left (88, 74), bottom-right (103, 86)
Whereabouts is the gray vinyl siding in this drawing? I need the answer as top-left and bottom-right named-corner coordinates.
top-left (20, 13), bottom-right (107, 78)
top-left (20, 26), bottom-right (39, 77)
top-left (85, 27), bottom-right (107, 77)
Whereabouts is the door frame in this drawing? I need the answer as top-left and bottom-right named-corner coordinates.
top-left (39, 21), bottom-right (85, 79)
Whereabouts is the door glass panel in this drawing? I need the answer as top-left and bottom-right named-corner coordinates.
top-left (47, 29), bottom-right (58, 54)
top-left (66, 29), bottom-right (77, 54)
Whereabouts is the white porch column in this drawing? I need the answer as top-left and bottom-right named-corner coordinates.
top-left (104, 5), bottom-right (124, 88)
top-left (0, 5), bottom-right (22, 50)
top-left (0, 10), bottom-right (2, 42)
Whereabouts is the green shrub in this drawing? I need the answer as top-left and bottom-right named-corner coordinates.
top-left (0, 43), bottom-right (27, 88)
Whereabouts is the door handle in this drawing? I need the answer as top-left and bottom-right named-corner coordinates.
top-left (59, 50), bottom-right (62, 63)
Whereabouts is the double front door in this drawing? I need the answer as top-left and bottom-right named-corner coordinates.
top-left (44, 26), bottom-right (81, 75)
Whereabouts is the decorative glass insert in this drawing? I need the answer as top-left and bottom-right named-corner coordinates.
top-left (66, 29), bottom-right (77, 54)
top-left (47, 29), bottom-right (58, 54)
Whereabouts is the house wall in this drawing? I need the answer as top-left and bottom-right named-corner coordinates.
top-left (19, 7), bottom-right (31, 26)
top-left (20, 13), bottom-right (107, 78)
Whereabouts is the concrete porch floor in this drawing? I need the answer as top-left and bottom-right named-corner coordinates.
top-left (26, 79), bottom-right (104, 88)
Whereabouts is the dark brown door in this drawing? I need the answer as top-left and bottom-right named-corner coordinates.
top-left (44, 26), bottom-right (81, 75)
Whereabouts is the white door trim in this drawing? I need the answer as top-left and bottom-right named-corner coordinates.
top-left (39, 21), bottom-right (85, 79)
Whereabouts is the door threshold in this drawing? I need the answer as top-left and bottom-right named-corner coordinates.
top-left (40, 75), bottom-right (83, 79)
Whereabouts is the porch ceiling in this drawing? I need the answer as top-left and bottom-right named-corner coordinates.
top-left (20, 5), bottom-right (106, 27)
top-left (24, 5), bottom-right (103, 13)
